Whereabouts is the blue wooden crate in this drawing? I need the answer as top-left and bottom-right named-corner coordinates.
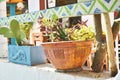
top-left (8, 45), bottom-right (46, 66)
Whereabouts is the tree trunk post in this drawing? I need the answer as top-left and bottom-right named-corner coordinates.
top-left (92, 14), bottom-right (107, 72)
top-left (112, 11), bottom-right (120, 41)
top-left (103, 13), bottom-right (118, 77)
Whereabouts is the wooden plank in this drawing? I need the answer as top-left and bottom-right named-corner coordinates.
top-left (0, 0), bottom-right (120, 26)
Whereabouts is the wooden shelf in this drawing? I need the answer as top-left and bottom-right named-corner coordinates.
top-left (0, 0), bottom-right (120, 26)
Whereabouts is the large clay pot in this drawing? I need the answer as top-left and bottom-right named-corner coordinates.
top-left (41, 40), bottom-right (93, 70)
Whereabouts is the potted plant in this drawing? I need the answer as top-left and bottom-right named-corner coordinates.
top-left (20, 21), bottom-right (34, 40)
top-left (0, 19), bottom-right (46, 66)
top-left (41, 14), bottom-right (95, 71)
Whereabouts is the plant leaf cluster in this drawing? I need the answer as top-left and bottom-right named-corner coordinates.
top-left (0, 19), bottom-right (32, 46)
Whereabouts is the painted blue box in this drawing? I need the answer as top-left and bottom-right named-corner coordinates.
top-left (8, 45), bottom-right (46, 66)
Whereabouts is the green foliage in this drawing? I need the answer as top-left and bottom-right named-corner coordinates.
top-left (52, 14), bottom-right (58, 22)
top-left (42, 14), bottom-right (95, 42)
top-left (42, 14), bottom-right (69, 41)
top-left (10, 19), bottom-right (22, 45)
top-left (65, 25), bottom-right (95, 41)
top-left (0, 0), bottom-right (4, 2)
top-left (54, 23), bottom-right (69, 41)
top-left (42, 14), bottom-right (58, 42)
top-left (0, 27), bottom-right (13, 38)
top-left (42, 14), bottom-right (58, 29)
top-left (20, 22), bottom-right (33, 39)
top-left (0, 19), bottom-right (27, 46)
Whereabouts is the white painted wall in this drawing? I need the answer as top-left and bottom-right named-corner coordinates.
top-left (82, 12), bottom-right (114, 32)
top-left (0, 1), bottom-right (8, 57)
top-left (82, 15), bottom-right (94, 28)
top-left (0, 0), bottom-right (6, 17)
top-left (28, 0), bottom-right (40, 12)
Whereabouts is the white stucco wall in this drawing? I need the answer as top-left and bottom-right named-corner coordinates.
top-left (0, 1), bottom-right (8, 57)
top-left (82, 12), bottom-right (114, 32)
top-left (0, 1), bottom-right (6, 17)
top-left (28, 0), bottom-right (40, 12)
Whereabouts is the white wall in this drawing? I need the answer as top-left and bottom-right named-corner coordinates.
top-left (0, 1), bottom-right (6, 17)
top-left (82, 15), bottom-right (94, 28)
top-left (28, 0), bottom-right (40, 12)
top-left (0, 1), bottom-right (8, 57)
top-left (82, 12), bottom-right (114, 32)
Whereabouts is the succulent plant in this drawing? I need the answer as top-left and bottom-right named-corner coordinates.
top-left (41, 14), bottom-right (95, 42)
top-left (0, 19), bottom-right (28, 46)
top-left (65, 25), bottom-right (95, 41)
top-left (42, 14), bottom-right (69, 41)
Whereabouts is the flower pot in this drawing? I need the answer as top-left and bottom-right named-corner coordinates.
top-left (8, 45), bottom-right (46, 66)
top-left (41, 40), bottom-right (93, 70)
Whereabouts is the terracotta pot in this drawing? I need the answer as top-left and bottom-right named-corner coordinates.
top-left (41, 40), bottom-right (93, 70)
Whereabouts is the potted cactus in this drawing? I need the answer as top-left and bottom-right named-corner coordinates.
top-left (0, 19), bottom-right (46, 66)
top-left (41, 14), bottom-right (95, 71)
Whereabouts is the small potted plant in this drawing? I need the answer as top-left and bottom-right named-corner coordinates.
top-left (41, 14), bottom-right (95, 71)
top-left (0, 19), bottom-right (46, 66)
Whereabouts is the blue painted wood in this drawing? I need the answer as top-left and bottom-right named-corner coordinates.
top-left (7, 3), bottom-right (16, 16)
top-left (10, 38), bottom-right (17, 45)
top-left (8, 45), bottom-right (46, 66)
top-left (7, 3), bottom-right (16, 45)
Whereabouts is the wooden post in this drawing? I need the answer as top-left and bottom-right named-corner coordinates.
top-left (92, 14), bottom-right (107, 72)
top-left (39, 0), bottom-right (46, 10)
top-left (7, 3), bottom-right (17, 45)
top-left (103, 13), bottom-right (118, 77)
top-left (112, 11), bottom-right (120, 41)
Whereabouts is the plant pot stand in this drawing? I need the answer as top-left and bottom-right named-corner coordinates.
top-left (8, 45), bottom-right (46, 66)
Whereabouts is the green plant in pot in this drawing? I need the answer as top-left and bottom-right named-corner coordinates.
top-left (0, 19), bottom-right (46, 66)
top-left (42, 14), bottom-right (59, 42)
top-left (0, 19), bottom-right (28, 45)
top-left (20, 21), bottom-right (34, 40)
top-left (41, 14), bottom-right (95, 71)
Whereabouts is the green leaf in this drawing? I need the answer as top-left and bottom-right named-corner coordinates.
top-left (20, 22), bottom-right (33, 39)
top-left (10, 19), bottom-right (21, 45)
top-left (0, 0), bottom-right (4, 2)
top-left (20, 30), bottom-right (26, 40)
top-left (20, 30), bottom-right (29, 44)
top-left (52, 14), bottom-right (58, 22)
top-left (0, 27), bottom-right (13, 38)
top-left (10, 19), bottom-right (20, 33)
